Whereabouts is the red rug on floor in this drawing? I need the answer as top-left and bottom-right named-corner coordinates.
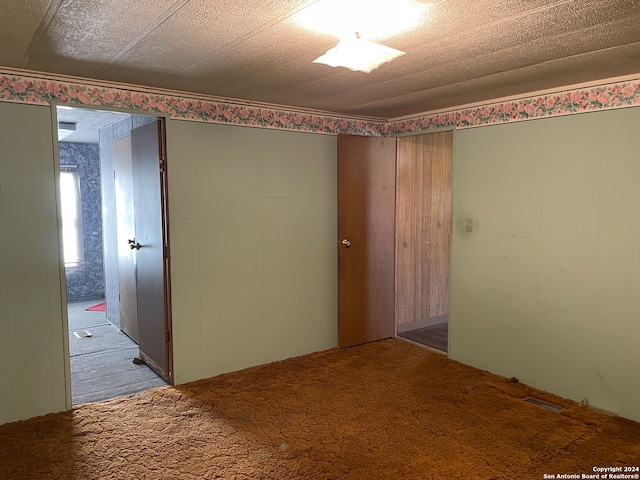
top-left (85, 302), bottom-right (106, 312)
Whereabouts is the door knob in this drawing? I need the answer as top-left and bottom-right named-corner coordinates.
top-left (129, 241), bottom-right (142, 250)
top-left (341, 239), bottom-right (351, 248)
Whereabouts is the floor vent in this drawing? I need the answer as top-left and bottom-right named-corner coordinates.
top-left (523, 397), bottom-right (564, 413)
top-left (73, 329), bottom-right (93, 338)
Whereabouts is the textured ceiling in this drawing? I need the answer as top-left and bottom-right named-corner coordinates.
top-left (56, 106), bottom-right (128, 143)
top-left (1, 0), bottom-right (640, 119)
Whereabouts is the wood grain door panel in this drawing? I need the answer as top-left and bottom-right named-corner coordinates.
top-left (337, 134), bottom-right (396, 348)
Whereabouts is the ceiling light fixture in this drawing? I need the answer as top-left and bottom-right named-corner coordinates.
top-left (296, 0), bottom-right (430, 72)
top-left (313, 33), bottom-right (405, 73)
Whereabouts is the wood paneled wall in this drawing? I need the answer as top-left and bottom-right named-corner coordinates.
top-left (395, 132), bottom-right (453, 328)
top-left (0, 102), bottom-right (68, 424)
top-left (167, 121), bottom-right (338, 384)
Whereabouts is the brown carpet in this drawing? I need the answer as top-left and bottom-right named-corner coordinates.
top-left (1, 339), bottom-right (639, 480)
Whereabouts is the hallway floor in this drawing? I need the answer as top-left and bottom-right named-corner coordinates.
top-left (398, 322), bottom-right (448, 353)
top-left (68, 298), bottom-right (167, 405)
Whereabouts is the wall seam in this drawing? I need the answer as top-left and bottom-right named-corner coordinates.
top-left (618, 114), bottom-right (640, 417)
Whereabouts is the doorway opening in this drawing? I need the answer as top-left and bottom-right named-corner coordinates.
top-left (56, 106), bottom-right (172, 405)
top-left (336, 133), bottom-right (453, 351)
top-left (395, 131), bottom-right (453, 354)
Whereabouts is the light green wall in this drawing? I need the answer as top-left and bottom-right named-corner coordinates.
top-left (5, 97), bottom-right (639, 424)
top-left (450, 108), bottom-right (640, 422)
top-left (0, 102), bottom-right (68, 424)
top-left (0, 105), bottom-right (338, 425)
top-left (166, 120), bottom-right (338, 384)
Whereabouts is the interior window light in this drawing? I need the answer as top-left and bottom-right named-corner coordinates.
top-left (59, 168), bottom-right (84, 268)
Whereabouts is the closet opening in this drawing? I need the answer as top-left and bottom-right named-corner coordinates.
top-left (395, 131), bottom-right (453, 354)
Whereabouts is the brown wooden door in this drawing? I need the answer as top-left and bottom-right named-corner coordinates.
top-left (337, 134), bottom-right (397, 348)
top-left (113, 136), bottom-right (139, 342)
top-left (131, 119), bottom-right (172, 382)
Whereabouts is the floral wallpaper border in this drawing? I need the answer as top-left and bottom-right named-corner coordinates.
top-left (2, 69), bottom-right (640, 136)
top-left (385, 78), bottom-right (640, 135)
top-left (0, 71), bottom-right (385, 136)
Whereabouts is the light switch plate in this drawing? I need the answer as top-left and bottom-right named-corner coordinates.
top-left (464, 217), bottom-right (474, 232)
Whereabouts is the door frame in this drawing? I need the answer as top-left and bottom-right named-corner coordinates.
top-left (52, 103), bottom-right (174, 409)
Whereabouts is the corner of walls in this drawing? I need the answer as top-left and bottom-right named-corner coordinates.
top-left (385, 75), bottom-right (640, 135)
top-left (1, 68), bottom-right (640, 138)
top-left (0, 68), bottom-right (386, 136)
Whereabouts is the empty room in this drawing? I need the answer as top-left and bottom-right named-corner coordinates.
top-left (1, 1), bottom-right (640, 478)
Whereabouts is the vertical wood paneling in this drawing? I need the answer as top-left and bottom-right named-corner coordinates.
top-left (450, 120), bottom-right (545, 383)
top-left (589, 108), bottom-right (638, 413)
top-left (216, 125), bottom-right (260, 372)
top-left (430, 133), bottom-right (452, 318)
top-left (169, 121), bottom-right (337, 384)
top-left (451, 106), bottom-right (640, 422)
top-left (395, 139), bottom-right (415, 325)
top-left (411, 138), bottom-right (422, 322)
top-left (395, 132), bottom-right (452, 328)
top-left (430, 135), bottom-right (445, 318)
top-left (241, 128), bottom-right (268, 363)
top-left (567, 112), bottom-right (603, 401)
top-left (623, 124), bottom-right (640, 420)
top-left (442, 133), bottom-right (453, 316)
top-left (164, 120), bottom-right (208, 382)
top-left (419, 137), bottom-right (432, 321)
top-left (535, 115), bottom-right (582, 399)
top-left (0, 102), bottom-right (66, 424)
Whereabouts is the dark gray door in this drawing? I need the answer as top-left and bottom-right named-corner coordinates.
top-left (131, 119), bottom-right (172, 382)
